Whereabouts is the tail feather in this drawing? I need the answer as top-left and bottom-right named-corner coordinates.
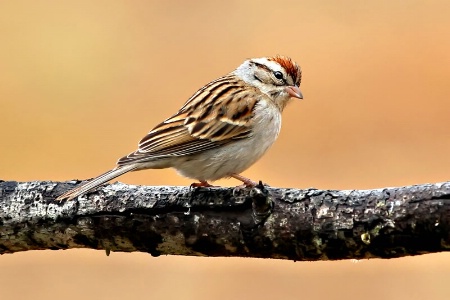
top-left (56, 165), bottom-right (137, 201)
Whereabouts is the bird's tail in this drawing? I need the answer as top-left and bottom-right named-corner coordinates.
top-left (56, 164), bottom-right (137, 201)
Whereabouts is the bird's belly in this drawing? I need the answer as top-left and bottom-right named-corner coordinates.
top-left (174, 104), bottom-right (282, 181)
top-left (174, 143), bottom-right (262, 181)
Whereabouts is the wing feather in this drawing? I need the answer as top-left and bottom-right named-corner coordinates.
top-left (117, 74), bottom-right (260, 166)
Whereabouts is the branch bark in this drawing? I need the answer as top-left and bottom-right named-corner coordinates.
top-left (1, 179), bottom-right (449, 260)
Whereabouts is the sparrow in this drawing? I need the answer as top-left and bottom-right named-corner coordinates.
top-left (57, 55), bottom-right (303, 200)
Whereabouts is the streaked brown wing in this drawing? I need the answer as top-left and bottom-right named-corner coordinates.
top-left (117, 74), bottom-right (259, 166)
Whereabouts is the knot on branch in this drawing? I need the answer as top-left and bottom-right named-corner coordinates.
top-left (249, 181), bottom-right (273, 224)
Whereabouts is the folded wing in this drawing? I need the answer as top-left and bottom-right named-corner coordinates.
top-left (117, 75), bottom-right (260, 166)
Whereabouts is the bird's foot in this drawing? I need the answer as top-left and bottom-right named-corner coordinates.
top-left (190, 180), bottom-right (215, 188)
top-left (230, 173), bottom-right (258, 188)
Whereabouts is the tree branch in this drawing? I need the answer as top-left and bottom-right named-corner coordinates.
top-left (1, 179), bottom-right (449, 260)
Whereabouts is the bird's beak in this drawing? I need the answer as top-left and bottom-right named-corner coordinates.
top-left (285, 86), bottom-right (303, 99)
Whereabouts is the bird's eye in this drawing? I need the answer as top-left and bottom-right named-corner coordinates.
top-left (273, 71), bottom-right (284, 80)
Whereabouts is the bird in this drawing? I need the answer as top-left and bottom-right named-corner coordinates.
top-left (56, 55), bottom-right (303, 201)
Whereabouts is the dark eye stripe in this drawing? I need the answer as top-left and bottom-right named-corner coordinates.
top-left (254, 62), bottom-right (287, 85)
top-left (253, 62), bottom-right (272, 73)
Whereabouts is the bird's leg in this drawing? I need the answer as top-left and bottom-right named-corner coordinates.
top-left (230, 173), bottom-right (258, 188)
top-left (190, 180), bottom-right (214, 188)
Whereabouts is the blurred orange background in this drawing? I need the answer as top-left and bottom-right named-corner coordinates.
top-left (1, 1), bottom-right (450, 299)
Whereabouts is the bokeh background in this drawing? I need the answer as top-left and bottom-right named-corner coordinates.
top-left (1, 1), bottom-right (450, 299)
